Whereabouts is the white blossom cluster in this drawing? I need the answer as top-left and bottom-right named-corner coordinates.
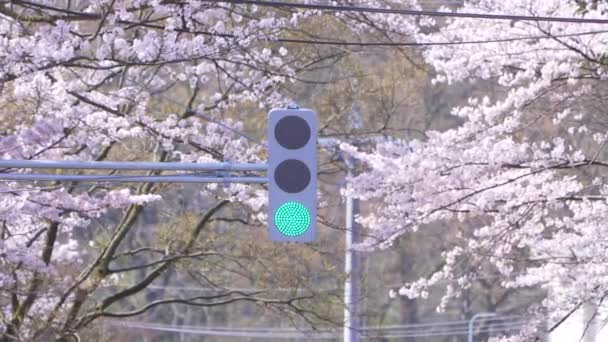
top-left (0, 1), bottom-right (420, 339)
top-left (345, 0), bottom-right (608, 339)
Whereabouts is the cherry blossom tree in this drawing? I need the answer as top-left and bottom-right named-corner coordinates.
top-left (345, 0), bottom-right (608, 340)
top-left (0, 1), bottom-right (424, 340)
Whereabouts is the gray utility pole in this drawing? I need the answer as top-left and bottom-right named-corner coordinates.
top-left (344, 155), bottom-right (361, 342)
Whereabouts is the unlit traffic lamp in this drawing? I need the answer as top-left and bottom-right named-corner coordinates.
top-left (268, 107), bottom-right (317, 242)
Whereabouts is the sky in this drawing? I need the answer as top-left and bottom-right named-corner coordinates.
top-left (550, 306), bottom-right (608, 342)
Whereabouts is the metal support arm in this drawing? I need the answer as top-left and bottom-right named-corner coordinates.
top-left (0, 159), bottom-right (269, 184)
top-left (0, 173), bottom-right (268, 184)
top-left (0, 159), bottom-right (268, 172)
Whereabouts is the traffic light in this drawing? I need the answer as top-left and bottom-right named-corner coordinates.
top-left (268, 107), bottom-right (317, 242)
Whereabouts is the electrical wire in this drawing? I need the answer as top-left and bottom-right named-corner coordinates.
top-left (111, 317), bottom-right (527, 338)
top-left (273, 29), bottom-right (608, 46)
top-left (374, 321), bottom-right (527, 338)
top-left (112, 322), bottom-right (522, 337)
top-left (113, 317), bottom-right (521, 332)
top-left (211, 0), bottom-right (608, 24)
top-left (111, 315), bottom-right (521, 332)
top-left (365, 315), bottom-right (521, 331)
top-left (112, 315), bottom-right (522, 331)
top-left (112, 322), bottom-right (336, 339)
top-left (126, 19), bottom-right (608, 47)
top-left (108, 5), bottom-right (608, 47)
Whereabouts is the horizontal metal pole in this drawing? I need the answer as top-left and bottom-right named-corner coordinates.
top-left (0, 173), bottom-right (268, 184)
top-left (0, 159), bottom-right (268, 172)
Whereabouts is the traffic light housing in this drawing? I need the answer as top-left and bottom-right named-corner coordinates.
top-left (268, 107), bottom-right (317, 242)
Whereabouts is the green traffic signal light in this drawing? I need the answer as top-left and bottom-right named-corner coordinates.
top-left (274, 201), bottom-right (311, 236)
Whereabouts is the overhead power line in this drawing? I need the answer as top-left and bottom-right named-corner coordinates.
top-left (113, 315), bottom-right (523, 332)
top-left (134, 20), bottom-right (608, 47)
top-left (122, 315), bottom-right (521, 332)
top-left (119, 14), bottom-right (608, 47)
top-left (211, 0), bottom-right (608, 24)
top-left (276, 29), bottom-right (608, 46)
top-left (112, 317), bottom-right (526, 338)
